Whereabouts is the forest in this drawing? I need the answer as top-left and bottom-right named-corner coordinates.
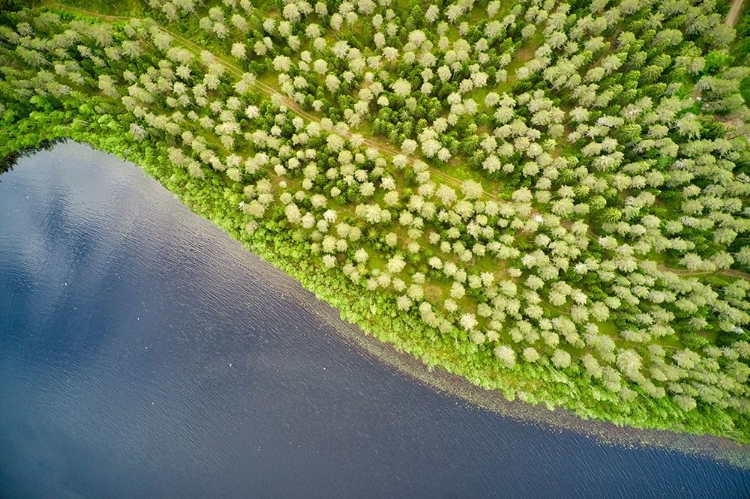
top-left (1, 0), bottom-right (750, 444)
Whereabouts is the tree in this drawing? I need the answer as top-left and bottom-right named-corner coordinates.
top-left (285, 203), bottom-right (302, 224)
top-left (326, 134), bottom-right (345, 152)
top-left (551, 349), bottom-right (571, 369)
top-left (391, 78), bottom-right (412, 97)
top-left (386, 254), bottom-right (406, 274)
top-left (523, 347), bottom-right (539, 363)
top-left (283, 3), bottom-right (301, 22)
top-left (582, 354), bottom-right (602, 378)
top-left (494, 345), bottom-right (516, 368)
top-left (673, 349), bottom-right (700, 370)
top-left (231, 43), bottom-right (246, 59)
top-left (616, 350), bottom-right (642, 381)
top-left (273, 55), bottom-right (292, 72)
top-left (449, 281), bottom-right (465, 300)
top-left (459, 313), bottom-right (478, 330)
top-left (325, 74), bottom-right (340, 93)
top-left (98, 75), bottom-right (119, 98)
top-left (461, 180), bottom-right (483, 200)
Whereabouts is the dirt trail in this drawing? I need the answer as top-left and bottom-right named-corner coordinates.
top-left (726, 0), bottom-right (745, 26)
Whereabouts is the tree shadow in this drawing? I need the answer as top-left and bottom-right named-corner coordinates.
top-left (0, 138), bottom-right (66, 181)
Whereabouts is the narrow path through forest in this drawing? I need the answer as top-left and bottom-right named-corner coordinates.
top-left (726, 0), bottom-right (745, 26)
top-left (38, 2), bottom-right (750, 282)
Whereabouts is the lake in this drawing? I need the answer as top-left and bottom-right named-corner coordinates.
top-left (1, 142), bottom-right (748, 498)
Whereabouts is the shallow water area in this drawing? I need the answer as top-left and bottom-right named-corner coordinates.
top-left (1, 142), bottom-right (749, 498)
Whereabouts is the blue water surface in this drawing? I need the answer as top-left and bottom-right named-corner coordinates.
top-left (1, 142), bottom-right (748, 498)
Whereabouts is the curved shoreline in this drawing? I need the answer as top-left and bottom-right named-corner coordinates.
top-left (4, 138), bottom-right (750, 469)
top-left (205, 190), bottom-right (750, 469)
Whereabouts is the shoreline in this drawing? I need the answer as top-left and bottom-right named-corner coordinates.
top-left (190, 169), bottom-right (750, 470)
top-left (293, 276), bottom-right (750, 470)
top-left (4, 137), bottom-right (750, 470)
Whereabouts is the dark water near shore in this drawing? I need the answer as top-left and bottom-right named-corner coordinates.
top-left (1, 142), bottom-right (748, 498)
